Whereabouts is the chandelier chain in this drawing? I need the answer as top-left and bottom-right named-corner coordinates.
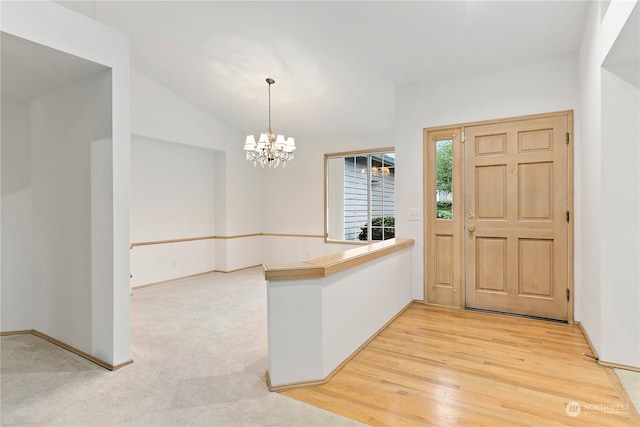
top-left (268, 80), bottom-right (272, 134)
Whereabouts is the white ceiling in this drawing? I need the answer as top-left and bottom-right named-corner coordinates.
top-left (48, 1), bottom-right (591, 140)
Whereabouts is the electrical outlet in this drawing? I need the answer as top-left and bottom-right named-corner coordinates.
top-left (171, 259), bottom-right (176, 267)
top-left (409, 208), bottom-right (421, 221)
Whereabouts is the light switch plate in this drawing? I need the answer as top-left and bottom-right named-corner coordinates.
top-left (408, 208), bottom-right (421, 221)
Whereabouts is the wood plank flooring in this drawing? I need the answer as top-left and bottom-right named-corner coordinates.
top-left (282, 303), bottom-right (639, 426)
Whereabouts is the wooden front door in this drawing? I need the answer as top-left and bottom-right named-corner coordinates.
top-left (464, 113), bottom-right (570, 320)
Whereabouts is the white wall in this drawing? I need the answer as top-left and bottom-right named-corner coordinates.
top-left (0, 1), bottom-right (131, 366)
top-left (577, 1), bottom-right (604, 352)
top-left (1, 101), bottom-right (33, 330)
top-left (131, 138), bottom-right (218, 242)
top-left (578, 0), bottom-right (639, 367)
top-left (321, 247), bottom-right (412, 373)
top-left (131, 239), bottom-right (217, 286)
top-left (267, 244), bottom-right (413, 387)
top-left (601, 68), bottom-right (639, 366)
top-left (130, 69), bottom-right (255, 231)
top-left (130, 136), bottom-right (218, 285)
top-left (30, 71), bottom-right (111, 353)
top-left (131, 70), bottom-right (264, 276)
top-left (395, 53), bottom-right (579, 300)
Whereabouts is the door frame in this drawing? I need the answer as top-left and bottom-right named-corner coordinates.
top-left (423, 110), bottom-right (574, 323)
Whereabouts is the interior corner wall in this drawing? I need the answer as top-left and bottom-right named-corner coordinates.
top-left (129, 70), bottom-right (263, 276)
top-left (578, 0), bottom-right (639, 368)
top-left (599, 2), bottom-right (640, 367)
top-left (1, 1), bottom-right (131, 365)
top-left (30, 71), bottom-right (112, 354)
top-left (394, 53), bottom-right (579, 301)
top-left (130, 136), bottom-right (217, 286)
top-left (1, 100), bottom-right (33, 331)
top-left (600, 68), bottom-right (640, 366)
top-left (576, 0), bottom-right (604, 352)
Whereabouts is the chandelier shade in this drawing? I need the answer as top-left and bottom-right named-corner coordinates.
top-left (244, 78), bottom-right (296, 168)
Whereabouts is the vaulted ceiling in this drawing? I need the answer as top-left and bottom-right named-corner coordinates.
top-left (58, 1), bottom-right (590, 141)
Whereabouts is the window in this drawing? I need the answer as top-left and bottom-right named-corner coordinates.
top-left (325, 149), bottom-right (395, 242)
top-left (435, 139), bottom-right (453, 219)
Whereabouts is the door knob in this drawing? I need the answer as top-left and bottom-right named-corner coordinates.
top-left (467, 212), bottom-right (475, 219)
top-left (467, 224), bottom-right (476, 232)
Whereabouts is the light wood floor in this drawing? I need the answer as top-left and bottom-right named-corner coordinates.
top-left (282, 303), bottom-right (639, 426)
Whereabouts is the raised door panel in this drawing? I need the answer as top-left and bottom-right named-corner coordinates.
top-left (518, 238), bottom-right (553, 297)
top-left (518, 162), bottom-right (553, 220)
top-left (476, 165), bottom-right (507, 219)
top-left (475, 237), bottom-right (507, 292)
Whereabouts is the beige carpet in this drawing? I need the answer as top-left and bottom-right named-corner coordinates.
top-left (1, 268), bottom-right (364, 426)
top-left (616, 368), bottom-right (640, 413)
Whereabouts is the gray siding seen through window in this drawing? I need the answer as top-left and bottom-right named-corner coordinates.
top-left (343, 153), bottom-right (395, 240)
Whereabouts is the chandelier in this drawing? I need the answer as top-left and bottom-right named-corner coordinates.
top-left (244, 78), bottom-right (296, 168)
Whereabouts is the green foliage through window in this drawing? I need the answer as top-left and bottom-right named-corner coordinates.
top-left (358, 216), bottom-right (395, 241)
top-left (436, 200), bottom-right (452, 219)
top-left (436, 140), bottom-right (453, 195)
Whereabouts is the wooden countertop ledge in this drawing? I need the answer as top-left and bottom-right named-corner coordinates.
top-left (264, 238), bottom-right (414, 281)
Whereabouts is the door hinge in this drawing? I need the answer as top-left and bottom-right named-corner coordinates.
top-left (566, 210), bottom-right (570, 223)
top-left (566, 132), bottom-right (570, 144)
top-left (566, 288), bottom-right (570, 302)
top-left (462, 131), bottom-right (465, 143)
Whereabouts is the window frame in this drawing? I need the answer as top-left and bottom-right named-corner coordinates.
top-left (324, 147), bottom-right (396, 244)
